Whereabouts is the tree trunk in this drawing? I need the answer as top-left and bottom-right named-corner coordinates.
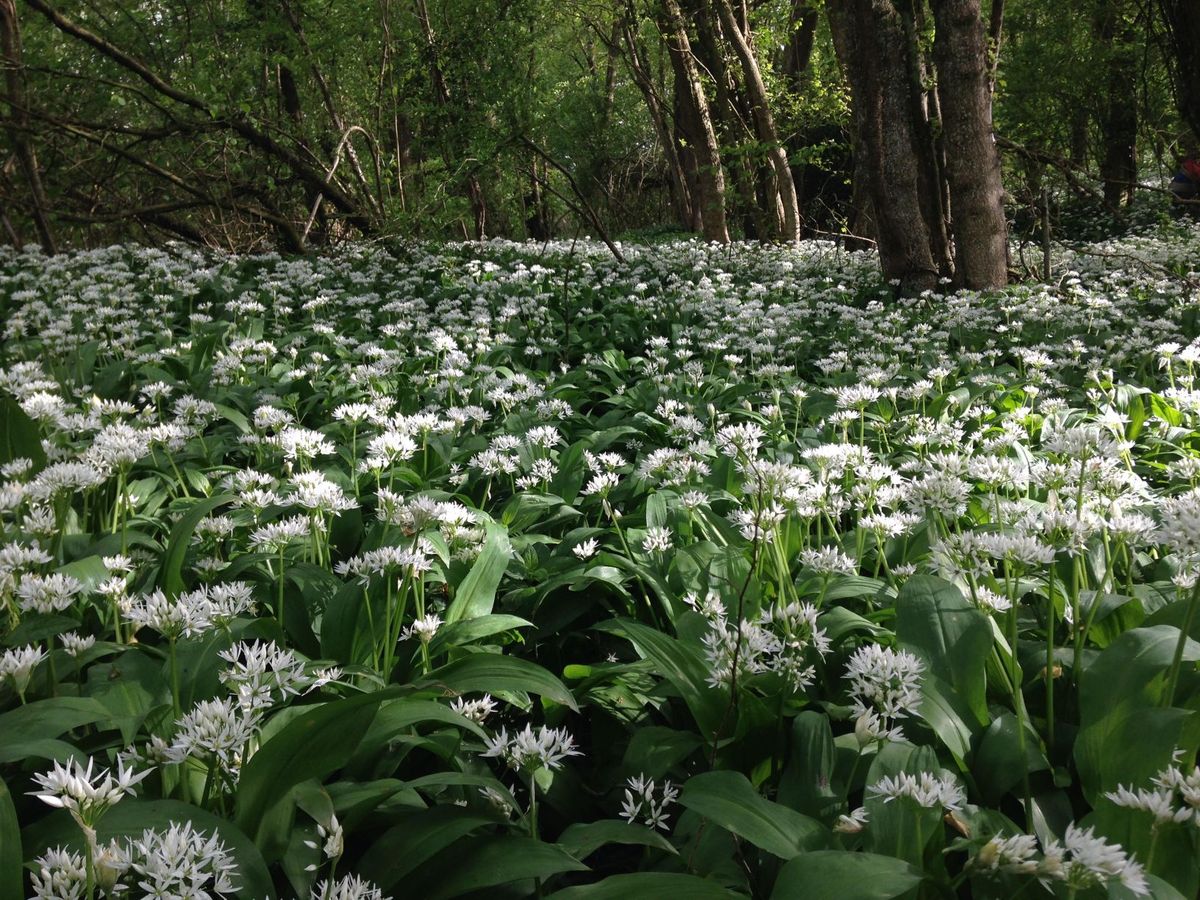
top-left (618, 8), bottom-right (695, 230)
top-left (0, 0), bottom-right (56, 252)
top-left (714, 0), bottom-right (803, 243)
top-left (1096, 0), bottom-right (1138, 208)
top-left (1158, 0), bottom-right (1200, 141)
top-left (662, 0), bottom-right (729, 242)
top-left (931, 0), bottom-right (1009, 288)
top-left (413, 0), bottom-right (486, 238)
top-left (829, 0), bottom-right (940, 293)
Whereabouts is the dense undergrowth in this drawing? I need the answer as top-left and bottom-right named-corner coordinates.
top-left (1, 230), bottom-right (1200, 899)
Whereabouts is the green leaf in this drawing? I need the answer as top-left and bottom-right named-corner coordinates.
top-left (0, 392), bottom-right (46, 472)
top-left (428, 614), bottom-right (532, 656)
top-left (546, 873), bottom-right (736, 899)
top-left (357, 806), bottom-right (499, 890)
top-left (413, 835), bottom-right (589, 900)
top-left (895, 575), bottom-right (991, 727)
top-left (973, 713), bottom-right (1049, 804)
top-left (420, 653), bottom-right (578, 711)
top-left (445, 521), bottom-right (511, 623)
top-left (778, 711), bottom-right (838, 818)
top-left (594, 618), bottom-right (724, 733)
top-left (0, 696), bottom-right (110, 761)
top-left (771, 851), bottom-right (924, 899)
top-left (158, 494), bottom-right (235, 596)
top-left (0, 776), bottom-right (21, 900)
top-left (678, 771), bottom-right (827, 860)
top-left (235, 693), bottom-right (384, 845)
top-left (558, 819), bottom-right (677, 860)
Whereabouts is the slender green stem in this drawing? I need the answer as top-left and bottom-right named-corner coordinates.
top-left (1045, 564), bottom-right (1057, 752)
top-left (1164, 580), bottom-right (1200, 707)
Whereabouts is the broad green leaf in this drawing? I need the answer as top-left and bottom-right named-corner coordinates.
top-left (420, 653), bottom-right (578, 711)
top-left (0, 392), bottom-right (46, 472)
top-left (678, 771), bottom-right (827, 860)
top-left (0, 696), bottom-right (110, 759)
top-left (357, 805), bottom-right (499, 890)
top-left (778, 711), bottom-right (837, 818)
top-left (158, 493), bottom-right (235, 597)
top-left (558, 819), bottom-right (677, 859)
top-left (445, 521), bottom-right (511, 623)
top-left (895, 575), bottom-right (991, 727)
top-left (0, 776), bottom-right (21, 900)
top-left (595, 618), bottom-right (724, 733)
top-left (547, 873), bottom-right (736, 899)
top-left (973, 713), bottom-right (1049, 804)
top-left (236, 693), bottom-right (384, 844)
top-left (771, 851), bottom-right (924, 899)
top-left (412, 835), bottom-right (589, 900)
top-left (1079, 625), bottom-right (1200, 722)
top-left (428, 613), bottom-right (532, 656)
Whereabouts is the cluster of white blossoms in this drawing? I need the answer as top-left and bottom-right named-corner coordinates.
top-left (1107, 755), bottom-right (1200, 826)
top-left (687, 591), bottom-right (831, 693)
top-left (844, 644), bottom-right (925, 742)
top-left (619, 774), bottom-right (679, 831)
top-left (481, 723), bottom-right (581, 773)
top-left (31, 821), bottom-right (240, 899)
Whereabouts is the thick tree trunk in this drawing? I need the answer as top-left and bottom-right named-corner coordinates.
top-left (618, 9), bottom-right (695, 230)
top-left (1158, 0), bottom-right (1200, 141)
top-left (829, 0), bottom-right (940, 294)
top-left (413, 0), bottom-right (486, 238)
top-left (1096, 0), bottom-right (1138, 208)
top-left (0, 0), bottom-right (56, 252)
top-left (714, 0), bottom-right (803, 243)
top-left (662, 0), bottom-right (729, 242)
top-left (931, 0), bottom-right (1009, 288)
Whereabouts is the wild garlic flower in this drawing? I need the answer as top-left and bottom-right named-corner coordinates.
top-left (123, 588), bottom-right (213, 639)
top-left (249, 514), bottom-right (311, 552)
top-left (451, 694), bottom-right (498, 724)
top-left (799, 546), bottom-right (857, 577)
top-left (30, 756), bottom-right (151, 830)
top-left (59, 632), bottom-right (96, 657)
top-left (16, 572), bottom-right (86, 614)
top-left (312, 874), bottom-right (390, 900)
top-left (834, 807), bottom-right (869, 834)
top-left (30, 847), bottom-right (88, 900)
top-left (166, 697), bottom-right (260, 777)
top-left (971, 832), bottom-right (1041, 875)
top-left (304, 813), bottom-right (345, 866)
top-left (125, 821), bottom-right (239, 897)
top-left (219, 640), bottom-right (318, 710)
top-left (1107, 756), bottom-right (1200, 826)
top-left (572, 538), bottom-right (599, 560)
top-left (1043, 824), bottom-right (1148, 896)
top-left (845, 643), bottom-right (924, 742)
top-left (640, 526), bottom-right (673, 553)
top-left (481, 724), bottom-right (581, 772)
top-left (402, 614), bottom-right (442, 644)
top-left (867, 771), bottom-right (965, 811)
top-left (619, 774), bottom-right (678, 830)
top-left (0, 643), bottom-right (47, 696)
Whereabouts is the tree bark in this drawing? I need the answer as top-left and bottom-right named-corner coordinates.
top-left (1096, 0), bottom-right (1138, 208)
top-left (828, 0), bottom-right (940, 293)
top-left (413, 0), bottom-right (487, 238)
top-left (714, 0), bottom-right (803, 243)
top-left (616, 7), bottom-right (695, 230)
top-left (1, 0), bottom-right (56, 252)
top-left (1158, 0), bottom-right (1200, 141)
top-left (931, 0), bottom-right (1009, 288)
top-left (662, 0), bottom-right (729, 242)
